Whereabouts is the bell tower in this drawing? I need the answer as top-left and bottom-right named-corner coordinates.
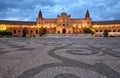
top-left (85, 9), bottom-right (91, 19)
top-left (38, 10), bottom-right (43, 19)
top-left (36, 10), bottom-right (43, 25)
top-left (85, 9), bottom-right (92, 27)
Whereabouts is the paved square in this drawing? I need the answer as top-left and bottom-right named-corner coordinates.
top-left (0, 37), bottom-right (120, 78)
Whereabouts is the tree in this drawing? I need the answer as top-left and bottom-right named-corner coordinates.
top-left (39, 28), bottom-right (47, 36)
top-left (22, 27), bottom-right (28, 37)
top-left (83, 27), bottom-right (95, 34)
top-left (0, 25), bottom-right (12, 36)
top-left (103, 30), bottom-right (109, 37)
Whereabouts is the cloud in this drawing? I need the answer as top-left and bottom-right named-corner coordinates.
top-left (0, 0), bottom-right (120, 21)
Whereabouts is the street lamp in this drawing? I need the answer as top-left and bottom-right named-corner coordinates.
top-left (54, 25), bottom-right (56, 34)
top-left (76, 25), bottom-right (78, 36)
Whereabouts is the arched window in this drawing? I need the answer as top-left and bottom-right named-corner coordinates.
top-left (68, 31), bottom-right (71, 34)
top-left (18, 30), bottom-right (21, 33)
top-left (113, 30), bottom-right (116, 32)
top-left (30, 30), bottom-right (33, 34)
top-left (118, 29), bottom-right (120, 32)
top-left (58, 31), bottom-right (60, 34)
top-left (96, 30), bottom-right (98, 32)
top-left (36, 30), bottom-right (38, 34)
top-left (87, 22), bottom-right (89, 24)
top-left (108, 30), bottom-right (111, 32)
top-left (100, 30), bottom-right (102, 32)
top-left (63, 24), bottom-right (65, 26)
top-left (14, 30), bottom-right (16, 34)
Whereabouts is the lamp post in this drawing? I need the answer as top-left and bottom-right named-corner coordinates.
top-left (54, 25), bottom-right (56, 34)
top-left (73, 25), bottom-right (78, 36)
top-left (75, 25), bottom-right (78, 36)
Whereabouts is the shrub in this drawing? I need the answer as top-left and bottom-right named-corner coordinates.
top-left (103, 30), bottom-right (109, 37)
top-left (39, 28), bottom-right (47, 36)
top-left (83, 28), bottom-right (95, 34)
top-left (0, 30), bottom-right (12, 35)
top-left (22, 27), bottom-right (28, 37)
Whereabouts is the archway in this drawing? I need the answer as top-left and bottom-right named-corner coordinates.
top-left (62, 28), bottom-right (66, 34)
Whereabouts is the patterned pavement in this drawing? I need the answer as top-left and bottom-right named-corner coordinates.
top-left (0, 37), bottom-right (120, 78)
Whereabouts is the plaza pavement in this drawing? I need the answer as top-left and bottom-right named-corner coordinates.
top-left (0, 37), bottom-right (120, 78)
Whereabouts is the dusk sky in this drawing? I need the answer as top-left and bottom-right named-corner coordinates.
top-left (0, 0), bottom-right (120, 21)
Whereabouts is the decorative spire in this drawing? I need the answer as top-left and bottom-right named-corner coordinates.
top-left (85, 9), bottom-right (90, 19)
top-left (38, 9), bottom-right (42, 18)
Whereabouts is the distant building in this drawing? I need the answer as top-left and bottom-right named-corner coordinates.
top-left (0, 10), bottom-right (120, 37)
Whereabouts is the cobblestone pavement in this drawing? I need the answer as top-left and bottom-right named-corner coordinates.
top-left (0, 37), bottom-right (120, 78)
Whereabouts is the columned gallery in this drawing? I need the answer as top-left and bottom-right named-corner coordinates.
top-left (0, 10), bottom-right (120, 37)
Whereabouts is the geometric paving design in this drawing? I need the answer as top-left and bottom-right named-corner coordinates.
top-left (0, 37), bottom-right (120, 78)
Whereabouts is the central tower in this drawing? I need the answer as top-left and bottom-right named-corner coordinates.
top-left (56, 12), bottom-right (71, 34)
top-left (36, 9), bottom-right (92, 34)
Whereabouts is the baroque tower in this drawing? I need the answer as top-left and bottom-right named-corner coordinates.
top-left (85, 9), bottom-right (92, 27)
top-left (36, 10), bottom-right (43, 25)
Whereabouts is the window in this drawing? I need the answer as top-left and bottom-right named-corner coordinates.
top-left (100, 30), bottom-right (102, 32)
top-left (68, 31), bottom-right (70, 33)
top-left (109, 30), bottom-right (111, 32)
top-left (58, 31), bottom-right (60, 34)
top-left (118, 29), bottom-right (120, 32)
top-left (96, 30), bottom-right (98, 32)
top-left (14, 30), bottom-right (16, 34)
top-left (36, 30), bottom-right (38, 34)
top-left (87, 22), bottom-right (89, 24)
top-left (18, 30), bottom-right (21, 33)
top-left (113, 30), bottom-right (116, 32)
top-left (30, 30), bottom-right (33, 34)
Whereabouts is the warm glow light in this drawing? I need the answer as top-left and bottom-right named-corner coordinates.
top-left (51, 25), bottom-right (54, 28)
top-left (78, 25), bottom-right (81, 28)
top-left (0, 25), bottom-right (7, 31)
top-left (73, 24), bottom-right (76, 27)
top-left (82, 25), bottom-right (84, 27)
top-left (94, 25), bottom-right (99, 28)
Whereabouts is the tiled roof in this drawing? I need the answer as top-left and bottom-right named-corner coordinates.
top-left (71, 18), bottom-right (85, 20)
top-left (43, 18), bottom-right (57, 20)
top-left (0, 20), bottom-right (36, 25)
top-left (92, 20), bottom-right (120, 25)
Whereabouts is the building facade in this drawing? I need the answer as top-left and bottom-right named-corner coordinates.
top-left (0, 10), bottom-right (120, 37)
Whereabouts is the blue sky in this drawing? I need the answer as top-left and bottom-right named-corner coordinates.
top-left (0, 0), bottom-right (120, 21)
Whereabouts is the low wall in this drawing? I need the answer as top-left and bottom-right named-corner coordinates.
top-left (46, 34), bottom-right (93, 38)
top-left (95, 32), bottom-right (120, 37)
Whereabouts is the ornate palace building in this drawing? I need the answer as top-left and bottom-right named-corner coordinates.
top-left (0, 10), bottom-right (120, 37)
